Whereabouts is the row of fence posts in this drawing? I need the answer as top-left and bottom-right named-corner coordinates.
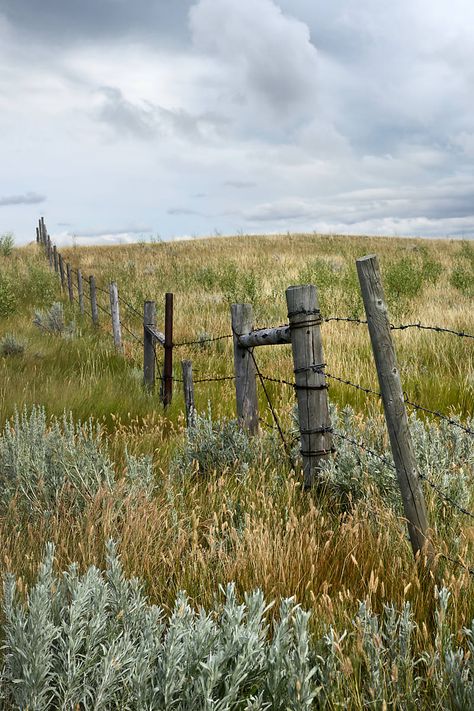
top-left (37, 217), bottom-right (432, 566)
top-left (36, 218), bottom-right (176, 405)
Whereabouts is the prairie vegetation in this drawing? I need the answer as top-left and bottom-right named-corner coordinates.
top-left (0, 231), bottom-right (473, 707)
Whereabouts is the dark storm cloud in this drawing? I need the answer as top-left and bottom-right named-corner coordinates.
top-left (96, 87), bottom-right (158, 139)
top-left (0, 0), bottom-right (193, 46)
top-left (95, 86), bottom-right (231, 141)
top-left (0, 192), bottom-right (45, 207)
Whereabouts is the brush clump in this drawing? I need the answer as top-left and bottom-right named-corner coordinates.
top-left (1, 544), bottom-right (474, 710)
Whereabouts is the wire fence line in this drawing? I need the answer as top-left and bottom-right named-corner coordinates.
top-left (37, 221), bottom-right (474, 576)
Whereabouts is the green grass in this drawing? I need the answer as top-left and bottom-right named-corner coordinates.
top-left (0, 233), bottom-right (473, 709)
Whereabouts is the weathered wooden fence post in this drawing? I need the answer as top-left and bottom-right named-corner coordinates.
top-left (356, 255), bottom-right (434, 563)
top-left (89, 275), bottom-right (99, 326)
top-left (143, 300), bottom-right (156, 391)
top-left (109, 282), bottom-right (123, 352)
top-left (36, 227), bottom-right (40, 244)
top-left (286, 285), bottom-right (332, 488)
top-left (47, 235), bottom-right (53, 267)
top-left (59, 254), bottom-right (66, 290)
top-left (40, 217), bottom-right (46, 245)
top-left (231, 303), bottom-right (259, 434)
top-left (53, 245), bottom-right (58, 273)
top-left (77, 269), bottom-right (85, 315)
top-left (162, 292), bottom-right (174, 407)
top-left (66, 263), bottom-right (74, 304)
top-left (181, 360), bottom-right (195, 428)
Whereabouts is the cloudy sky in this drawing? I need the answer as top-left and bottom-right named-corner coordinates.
top-left (1, 0), bottom-right (473, 245)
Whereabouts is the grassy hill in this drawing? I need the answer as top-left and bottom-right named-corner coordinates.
top-left (0, 231), bottom-right (474, 707)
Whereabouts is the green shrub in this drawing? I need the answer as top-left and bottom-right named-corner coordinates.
top-left (421, 256), bottom-right (443, 284)
top-left (220, 262), bottom-right (260, 304)
top-left (298, 258), bottom-right (339, 292)
top-left (0, 407), bottom-right (154, 513)
top-left (1, 546), bottom-right (474, 708)
top-left (0, 231), bottom-right (14, 256)
top-left (26, 264), bottom-right (58, 304)
top-left (450, 265), bottom-right (474, 297)
top-left (385, 257), bottom-right (424, 302)
top-left (194, 266), bottom-right (221, 292)
top-left (0, 333), bottom-right (25, 357)
top-left (0, 273), bottom-right (17, 318)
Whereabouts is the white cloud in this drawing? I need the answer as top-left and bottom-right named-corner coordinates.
top-left (1, 0), bottom-right (474, 244)
top-left (189, 0), bottom-right (318, 117)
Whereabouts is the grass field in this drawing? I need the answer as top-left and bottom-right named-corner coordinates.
top-left (1, 231), bottom-right (474, 707)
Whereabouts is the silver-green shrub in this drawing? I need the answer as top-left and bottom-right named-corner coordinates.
top-left (171, 406), bottom-right (279, 478)
top-left (0, 231), bottom-right (14, 256)
top-left (0, 407), bottom-right (153, 513)
top-left (0, 333), bottom-right (26, 357)
top-left (315, 405), bottom-right (473, 518)
top-left (33, 302), bottom-right (74, 336)
top-left (1, 545), bottom-right (474, 709)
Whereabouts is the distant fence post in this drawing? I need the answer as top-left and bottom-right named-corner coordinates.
top-left (59, 254), bottom-right (66, 290)
top-left (231, 303), bottom-right (259, 434)
top-left (109, 282), bottom-right (123, 352)
top-left (40, 217), bottom-right (46, 245)
top-left (77, 269), bottom-right (85, 315)
top-left (286, 285), bottom-right (332, 488)
top-left (356, 255), bottom-right (434, 563)
top-left (47, 235), bottom-right (53, 267)
top-left (143, 300), bottom-right (156, 391)
top-left (181, 360), bottom-right (195, 428)
top-left (89, 275), bottom-right (99, 326)
top-left (66, 263), bottom-right (74, 304)
top-left (36, 227), bottom-right (40, 244)
top-left (53, 245), bottom-right (59, 273)
top-left (162, 292), bottom-right (174, 407)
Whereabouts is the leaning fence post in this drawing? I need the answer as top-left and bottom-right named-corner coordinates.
top-left (47, 235), bottom-right (53, 267)
top-left (143, 300), bottom-right (156, 391)
top-left (89, 275), bottom-right (99, 326)
top-left (231, 303), bottom-right (259, 434)
top-left (162, 292), bottom-right (174, 407)
top-left (109, 282), bottom-right (123, 352)
top-left (181, 360), bottom-right (195, 428)
top-left (59, 254), bottom-right (66, 290)
top-left (286, 285), bottom-right (332, 488)
top-left (66, 263), bottom-right (74, 304)
top-left (77, 269), bottom-right (85, 315)
top-left (53, 245), bottom-right (58, 273)
top-left (356, 255), bottom-right (434, 563)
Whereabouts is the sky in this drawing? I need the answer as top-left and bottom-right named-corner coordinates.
top-left (1, 0), bottom-right (473, 245)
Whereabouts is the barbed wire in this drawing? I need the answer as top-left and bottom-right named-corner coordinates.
top-left (418, 473), bottom-right (474, 521)
top-left (171, 374), bottom-right (235, 384)
top-left (119, 320), bottom-right (144, 346)
top-left (96, 301), bottom-right (113, 319)
top-left (117, 295), bottom-right (143, 320)
top-left (174, 333), bottom-right (233, 348)
top-left (403, 396), bottom-right (474, 436)
top-left (325, 314), bottom-right (474, 340)
top-left (391, 322), bottom-right (474, 339)
top-left (249, 348), bottom-right (294, 465)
